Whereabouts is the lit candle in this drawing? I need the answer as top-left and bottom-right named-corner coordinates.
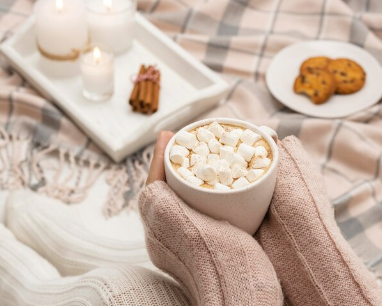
top-left (34, 0), bottom-right (88, 61)
top-left (103, 0), bottom-right (112, 10)
top-left (80, 45), bottom-right (114, 101)
top-left (86, 0), bottom-right (136, 55)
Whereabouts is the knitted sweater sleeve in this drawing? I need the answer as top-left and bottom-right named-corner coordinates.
top-left (139, 180), bottom-right (283, 306)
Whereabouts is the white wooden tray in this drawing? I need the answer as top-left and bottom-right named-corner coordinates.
top-left (0, 14), bottom-right (229, 162)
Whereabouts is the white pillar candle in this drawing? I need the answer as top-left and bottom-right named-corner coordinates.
top-left (34, 0), bottom-right (88, 60)
top-left (86, 0), bottom-right (136, 55)
top-left (80, 45), bottom-right (114, 101)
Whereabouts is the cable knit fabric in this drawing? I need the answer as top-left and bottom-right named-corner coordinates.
top-left (5, 190), bottom-right (153, 277)
top-left (256, 136), bottom-right (382, 306)
top-left (0, 224), bottom-right (190, 306)
top-left (139, 181), bottom-right (284, 306)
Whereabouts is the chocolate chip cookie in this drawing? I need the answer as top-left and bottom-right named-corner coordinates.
top-left (294, 70), bottom-right (336, 104)
top-left (327, 58), bottom-right (366, 94)
top-left (300, 56), bottom-right (332, 73)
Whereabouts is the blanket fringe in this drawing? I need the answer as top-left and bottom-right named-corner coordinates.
top-left (0, 127), bottom-right (153, 217)
top-left (103, 144), bottom-right (154, 217)
top-left (32, 148), bottom-right (107, 204)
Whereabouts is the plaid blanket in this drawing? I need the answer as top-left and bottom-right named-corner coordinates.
top-left (1, 0), bottom-right (382, 283)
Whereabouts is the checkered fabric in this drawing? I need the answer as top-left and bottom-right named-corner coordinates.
top-left (1, 0), bottom-right (382, 282)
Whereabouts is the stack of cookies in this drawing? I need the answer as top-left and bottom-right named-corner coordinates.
top-left (294, 57), bottom-right (366, 104)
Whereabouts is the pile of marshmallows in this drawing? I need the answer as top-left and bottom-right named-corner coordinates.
top-left (170, 122), bottom-right (271, 191)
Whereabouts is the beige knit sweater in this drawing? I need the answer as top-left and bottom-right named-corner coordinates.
top-left (140, 136), bottom-right (382, 306)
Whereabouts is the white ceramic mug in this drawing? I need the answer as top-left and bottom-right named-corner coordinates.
top-left (164, 118), bottom-right (279, 235)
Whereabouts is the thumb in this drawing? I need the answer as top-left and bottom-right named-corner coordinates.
top-left (146, 131), bottom-right (174, 185)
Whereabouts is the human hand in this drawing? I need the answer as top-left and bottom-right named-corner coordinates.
top-left (146, 131), bottom-right (174, 185)
top-left (256, 136), bottom-right (382, 306)
top-left (140, 131), bottom-right (283, 306)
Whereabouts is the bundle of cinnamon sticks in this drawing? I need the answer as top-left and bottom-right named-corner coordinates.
top-left (129, 65), bottom-right (161, 114)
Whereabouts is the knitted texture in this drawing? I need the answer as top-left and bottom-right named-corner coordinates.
top-left (5, 190), bottom-right (153, 277)
top-left (139, 181), bottom-right (283, 306)
top-left (256, 136), bottom-right (382, 306)
top-left (0, 224), bottom-right (190, 306)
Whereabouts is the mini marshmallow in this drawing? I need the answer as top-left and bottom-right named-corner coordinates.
top-left (208, 121), bottom-right (225, 139)
top-left (225, 152), bottom-right (247, 168)
top-left (218, 167), bottom-right (233, 186)
top-left (237, 143), bottom-right (256, 162)
top-left (212, 159), bottom-right (230, 172)
top-left (193, 142), bottom-right (210, 156)
top-left (197, 127), bottom-right (215, 143)
top-left (252, 157), bottom-right (271, 169)
top-left (181, 157), bottom-right (190, 168)
top-left (232, 177), bottom-right (250, 189)
top-left (220, 145), bottom-right (234, 159)
top-left (170, 145), bottom-right (189, 164)
top-left (231, 128), bottom-right (243, 138)
top-left (241, 129), bottom-right (261, 146)
top-left (246, 169), bottom-right (264, 182)
top-left (173, 145), bottom-right (189, 156)
top-left (220, 131), bottom-right (240, 147)
top-left (175, 131), bottom-right (197, 149)
top-left (195, 164), bottom-right (217, 182)
top-left (214, 183), bottom-right (231, 191)
top-left (208, 138), bottom-right (222, 154)
top-left (231, 164), bottom-right (248, 179)
top-left (171, 154), bottom-right (184, 165)
top-left (177, 167), bottom-right (194, 179)
top-left (254, 146), bottom-right (268, 158)
top-left (190, 154), bottom-right (207, 166)
top-left (186, 175), bottom-right (203, 186)
top-left (207, 178), bottom-right (218, 186)
top-left (207, 154), bottom-right (220, 165)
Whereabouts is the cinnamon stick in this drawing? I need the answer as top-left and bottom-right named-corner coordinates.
top-left (151, 70), bottom-right (161, 113)
top-left (144, 65), bottom-right (154, 111)
top-left (129, 65), bottom-right (161, 114)
top-left (138, 66), bottom-right (148, 110)
top-left (136, 66), bottom-right (148, 111)
top-left (129, 65), bottom-right (145, 106)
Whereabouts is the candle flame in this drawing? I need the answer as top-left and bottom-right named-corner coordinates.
top-left (93, 47), bottom-right (101, 64)
top-left (56, 0), bottom-right (63, 12)
top-left (103, 0), bottom-right (112, 10)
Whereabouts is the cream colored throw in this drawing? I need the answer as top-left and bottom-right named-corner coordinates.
top-left (0, 224), bottom-right (189, 305)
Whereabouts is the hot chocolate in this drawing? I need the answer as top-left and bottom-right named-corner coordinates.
top-left (170, 121), bottom-right (273, 190)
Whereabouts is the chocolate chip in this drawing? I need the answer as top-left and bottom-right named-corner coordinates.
top-left (322, 80), bottom-right (327, 85)
top-left (301, 75), bottom-right (306, 83)
top-left (343, 80), bottom-right (348, 83)
top-left (340, 72), bottom-right (347, 76)
top-left (314, 90), bottom-right (319, 97)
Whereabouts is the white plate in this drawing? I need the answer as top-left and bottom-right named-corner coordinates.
top-left (266, 40), bottom-right (382, 118)
top-left (0, 15), bottom-right (229, 162)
